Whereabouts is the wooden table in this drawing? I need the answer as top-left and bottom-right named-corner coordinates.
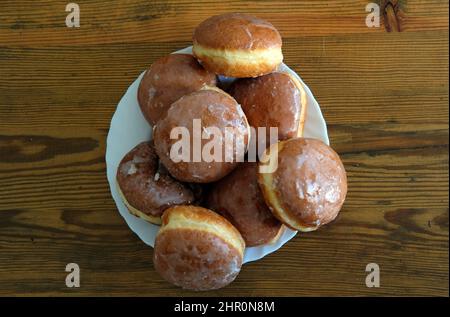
top-left (0, 0), bottom-right (448, 296)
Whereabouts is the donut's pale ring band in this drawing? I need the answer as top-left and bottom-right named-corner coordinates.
top-left (193, 43), bottom-right (283, 78)
top-left (281, 72), bottom-right (308, 138)
top-left (159, 207), bottom-right (245, 258)
top-left (258, 142), bottom-right (319, 232)
top-left (193, 44), bottom-right (283, 66)
top-left (116, 180), bottom-right (162, 225)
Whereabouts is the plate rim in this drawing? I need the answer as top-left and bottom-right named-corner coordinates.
top-left (105, 46), bottom-right (329, 264)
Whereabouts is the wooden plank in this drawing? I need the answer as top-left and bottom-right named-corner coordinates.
top-left (0, 1), bottom-right (448, 46)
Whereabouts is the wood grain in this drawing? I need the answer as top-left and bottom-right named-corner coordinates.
top-left (0, 0), bottom-right (448, 296)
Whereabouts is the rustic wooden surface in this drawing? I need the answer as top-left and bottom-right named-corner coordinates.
top-left (0, 0), bottom-right (448, 296)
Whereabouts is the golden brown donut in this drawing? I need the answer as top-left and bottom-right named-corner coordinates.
top-left (258, 138), bottom-right (347, 232)
top-left (229, 72), bottom-right (307, 150)
top-left (116, 141), bottom-right (196, 224)
top-left (193, 13), bottom-right (283, 78)
top-left (206, 162), bottom-right (284, 247)
top-left (137, 54), bottom-right (217, 125)
top-left (153, 205), bottom-right (245, 291)
top-left (154, 87), bottom-right (250, 183)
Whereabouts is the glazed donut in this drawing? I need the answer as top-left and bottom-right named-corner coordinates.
top-left (229, 72), bottom-right (307, 151)
top-left (153, 205), bottom-right (245, 291)
top-left (258, 138), bottom-right (347, 232)
top-left (137, 54), bottom-right (217, 125)
top-left (193, 13), bottom-right (283, 78)
top-left (116, 141), bottom-right (196, 224)
top-left (206, 162), bottom-right (284, 247)
top-left (154, 87), bottom-right (250, 183)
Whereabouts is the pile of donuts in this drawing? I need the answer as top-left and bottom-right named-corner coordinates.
top-left (116, 13), bottom-right (347, 291)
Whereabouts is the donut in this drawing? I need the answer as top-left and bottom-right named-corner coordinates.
top-left (258, 138), bottom-right (347, 232)
top-left (206, 162), bottom-right (284, 247)
top-left (116, 141), bottom-right (197, 224)
top-left (192, 13), bottom-right (283, 78)
top-left (229, 72), bottom-right (307, 151)
top-left (137, 54), bottom-right (217, 125)
top-left (154, 87), bottom-right (250, 183)
top-left (153, 205), bottom-right (245, 291)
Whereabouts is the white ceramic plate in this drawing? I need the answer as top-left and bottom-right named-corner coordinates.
top-left (106, 46), bottom-right (329, 264)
